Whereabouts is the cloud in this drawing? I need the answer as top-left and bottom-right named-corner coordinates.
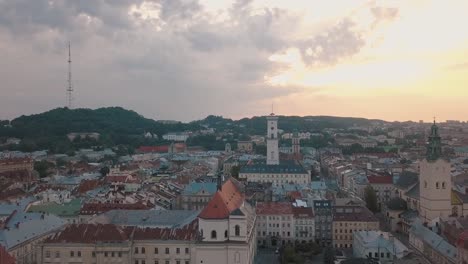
top-left (0, 0), bottom-right (402, 121)
top-left (444, 62), bottom-right (468, 71)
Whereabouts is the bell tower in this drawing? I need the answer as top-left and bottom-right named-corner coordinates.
top-left (419, 121), bottom-right (451, 223)
top-left (266, 113), bottom-right (279, 165)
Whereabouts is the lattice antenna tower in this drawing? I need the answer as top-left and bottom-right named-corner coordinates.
top-left (66, 41), bottom-right (73, 109)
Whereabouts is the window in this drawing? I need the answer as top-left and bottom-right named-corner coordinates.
top-left (176, 248), bottom-right (180, 254)
top-left (165, 261), bottom-right (170, 264)
top-left (165, 248), bottom-right (170, 254)
top-left (185, 261), bottom-right (190, 264)
top-left (70, 251), bottom-right (74, 257)
top-left (442, 182), bottom-right (446, 189)
top-left (235, 225), bottom-right (240, 236)
top-left (387, 253), bottom-right (390, 258)
top-left (119, 252), bottom-right (122, 257)
top-left (135, 261), bottom-right (139, 264)
top-left (112, 252), bottom-right (115, 257)
top-left (177, 261), bottom-right (180, 264)
top-left (185, 248), bottom-right (189, 254)
top-left (155, 261), bottom-right (159, 264)
top-left (225, 230), bottom-right (228, 238)
top-left (211, 230), bottom-right (217, 239)
top-left (155, 248), bottom-right (159, 254)
top-left (105, 252), bottom-right (108, 257)
top-left (142, 247), bottom-right (146, 254)
top-left (78, 251), bottom-right (81, 257)
top-left (135, 247), bottom-right (139, 254)
top-left (92, 252), bottom-right (96, 258)
top-left (381, 252), bottom-right (384, 258)
top-left (375, 252), bottom-right (378, 258)
top-left (436, 182), bottom-right (440, 189)
top-left (424, 181), bottom-right (427, 188)
top-left (142, 261), bottom-right (146, 264)
top-left (45, 251), bottom-right (50, 258)
top-left (55, 252), bottom-right (60, 258)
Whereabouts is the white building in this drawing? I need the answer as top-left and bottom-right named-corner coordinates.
top-left (292, 207), bottom-right (315, 243)
top-left (197, 178), bottom-right (257, 264)
top-left (266, 114), bottom-right (279, 165)
top-left (353, 231), bottom-right (409, 263)
top-left (163, 132), bottom-right (190, 142)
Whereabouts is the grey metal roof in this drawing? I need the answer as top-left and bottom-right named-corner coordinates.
top-left (0, 212), bottom-right (66, 250)
top-left (90, 209), bottom-right (200, 228)
top-left (405, 182), bottom-right (420, 199)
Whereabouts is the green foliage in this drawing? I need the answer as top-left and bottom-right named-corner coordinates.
top-left (364, 185), bottom-right (379, 213)
top-left (254, 144), bottom-right (267, 155)
top-left (186, 135), bottom-right (226, 150)
top-left (282, 245), bottom-right (305, 264)
top-left (34, 160), bottom-right (55, 178)
top-left (100, 166), bottom-right (110, 176)
top-left (230, 165), bottom-right (240, 179)
top-left (323, 247), bottom-right (335, 264)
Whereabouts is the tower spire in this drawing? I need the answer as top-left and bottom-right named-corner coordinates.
top-left (426, 120), bottom-right (442, 161)
top-left (66, 41), bottom-right (73, 109)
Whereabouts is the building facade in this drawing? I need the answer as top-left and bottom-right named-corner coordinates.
top-left (256, 202), bottom-right (294, 248)
top-left (266, 114), bottom-right (279, 165)
top-left (332, 206), bottom-right (379, 249)
top-left (313, 200), bottom-right (333, 246)
top-left (292, 207), bottom-right (315, 243)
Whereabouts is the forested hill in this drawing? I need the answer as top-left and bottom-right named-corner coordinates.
top-left (0, 107), bottom-right (384, 153)
top-left (4, 107), bottom-right (196, 138)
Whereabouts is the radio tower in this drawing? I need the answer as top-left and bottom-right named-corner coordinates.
top-left (66, 41), bottom-right (73, 109)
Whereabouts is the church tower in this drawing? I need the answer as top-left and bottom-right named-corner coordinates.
top-left (292, 130), bottom-right (300, 156)
top-left (266, 113), bottom-right (279, 165)
top-left (419, 121), bottom-right (452, 223)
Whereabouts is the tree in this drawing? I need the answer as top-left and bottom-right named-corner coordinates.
top-left (34, 160), bottom-right (55, 178)
top-left (364, 185), bottom-right (379, 213)
top-left (100, 166), bottom-right (110, 177)
top-left (231, 165), bottom-right (240, 179)
top-left (323, 247), bottom-right (335, 264)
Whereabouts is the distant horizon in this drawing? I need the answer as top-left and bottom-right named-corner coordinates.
top-left (1, 105), bottom-right (462, 125)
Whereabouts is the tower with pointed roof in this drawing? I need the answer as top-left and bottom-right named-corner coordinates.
top-left (419, 121), bottom-right (452, 223)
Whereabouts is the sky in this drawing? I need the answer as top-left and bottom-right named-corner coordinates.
top-left (1, 0), bottom-right (468, 122)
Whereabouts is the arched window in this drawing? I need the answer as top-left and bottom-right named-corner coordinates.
top-left (442, 182), bottom-right (446, 189)
top-left (211, 230), bottom-right (217, 239)
top-left (141, 247), bottom-right (145, 254)
top-left (424, 181), bottom-right (427, 188)
top-left (235, 225), bottom-right (240, 236)
top-left (436, 182), bottom-right (440, 189)
top-left (224, 230), bottom-right (228, 238)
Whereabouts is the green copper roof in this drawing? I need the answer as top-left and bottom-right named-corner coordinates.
top-left (27, 199), bottom-right (82, 217)
top-left (426, 121), bottom-right (442, 161)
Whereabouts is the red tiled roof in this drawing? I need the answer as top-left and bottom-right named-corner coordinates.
top-left (80, 202), bottom-right (151, 215)
top-left (367, 175), bottom-right (393, 184)
top-left (289, 191), bottom-right (302, 199)
top-left (292, 207), bottom-right (314, 218)
top-left (198, 179), bottom-right (243, 219)
top-left (458, 230), bottom-right (468, 249)
top-left (130, 219), bottom-right (199, 241)
top-left (0, 245), bottom-right (15, 264)
top-left (45, 224), bottom-right (129, 243)
top-left (333, 206), bottom-right (378, 222)
top-left (137, 146), bottom-right (169, 153)
top-left (256, 202), bottom-right (293, 215)
top-left (76, 179), bottom-right (102, 194)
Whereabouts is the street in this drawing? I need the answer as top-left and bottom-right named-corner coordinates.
top-left (255, 249), bottom-right (280, 264)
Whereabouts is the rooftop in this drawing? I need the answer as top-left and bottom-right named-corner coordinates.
top-left (256, 202), bottom-right (293, 215)
top-left (27, 199), bottom-right (82, 217)
top-left (182, 181), bottom-right (218, 195)
top-left (90, 209), bottom-right (199, 228)
top-left (367, 175), bottom-right (393, 184)
top-left (354, 231), bottom-right (409, 259)
top-left (333, 206), bottom-right (378, 222)
top-left (198, 179), bottom-right (244, 219)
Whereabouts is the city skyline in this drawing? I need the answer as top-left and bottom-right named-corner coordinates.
top-left (1, 0), bottom-right (467, 122)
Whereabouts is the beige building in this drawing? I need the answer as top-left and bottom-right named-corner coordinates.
top-left (0, 157), bottom-right (34, 174)
top-left (292, 207), bottom-right (315, 243)
top-left (419, 122), bottom-right (452, 223)
top-left (239, 163), bottom-right (310, 186)
top-left (256, 202), bottom-right (294, 248)
top-left (332, 206), bottom-right (379, 249)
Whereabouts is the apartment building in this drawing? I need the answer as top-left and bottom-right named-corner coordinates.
top-left (292, 207), bottom-right (315, 243)
top-left (332, 206), bottom-right (379, 249)
top-left (256, 202), bottom-right (294, 248)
